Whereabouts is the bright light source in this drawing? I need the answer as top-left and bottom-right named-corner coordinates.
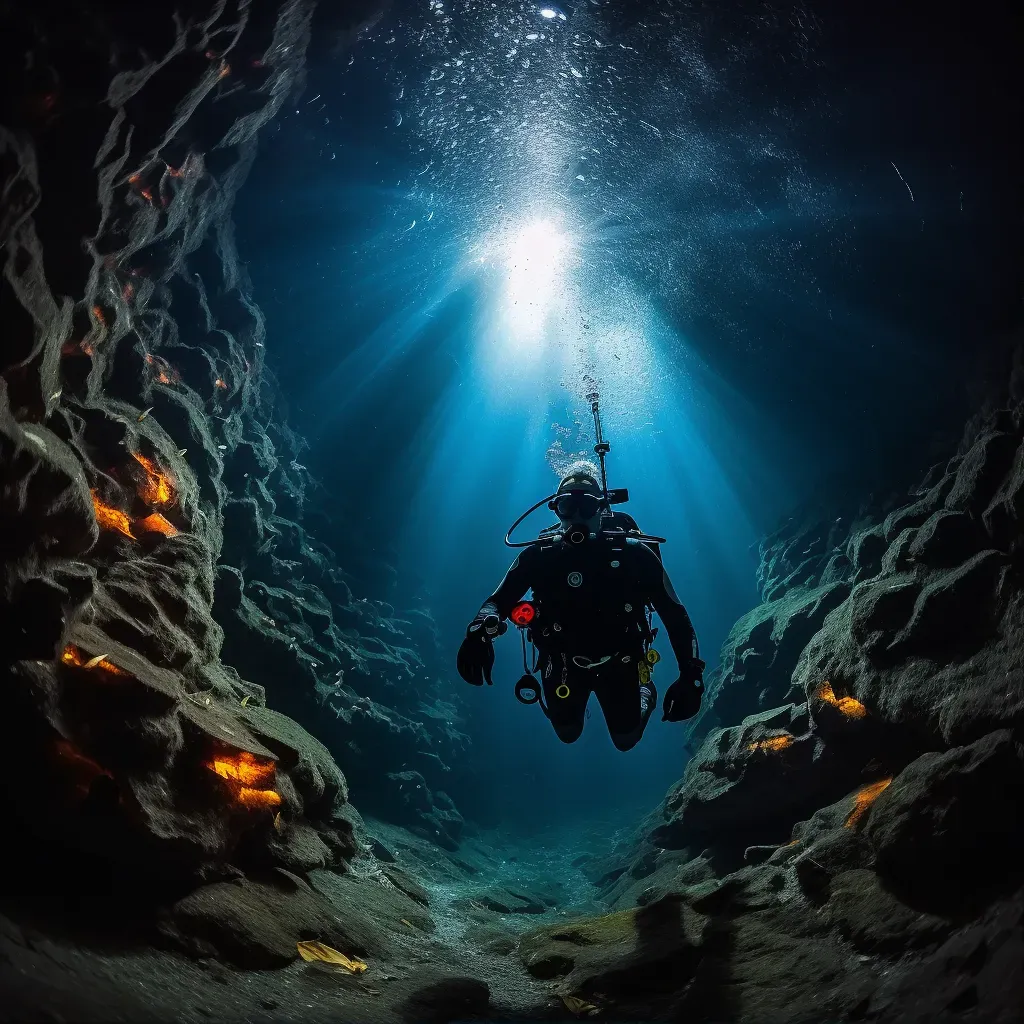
top-left (539, 7), bottom-right (557, 17)
top-left (502, 218), bottom-right (571, 338)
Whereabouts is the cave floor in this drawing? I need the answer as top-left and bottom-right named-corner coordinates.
top-left (0, 820), bottom-right (619, 1023)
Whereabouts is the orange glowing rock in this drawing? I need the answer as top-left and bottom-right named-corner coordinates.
top-left (747, 734), bottom-right (794, 754)
top-left (91, 490), bottom-right (135, 539)
top-left (214, 378), bottom-right (227, 389)
top-left (92, 305), bottom-right (107, 328)
top-left (138, 513), bottom-right (178, 537)
top-left (132, 453), bottom-right (175, 506)
top-left (237, 787), bottom-right (282, 809)
top-left (208, 750), bottom-right (276, 787)
top-left (218, 62), bottom-right (231, 79)
top-left (844, 778), bottom-right (893, 829)
top-left (816, 681), bottom-right (867, 719)
top-left (207, 751), bottom-right (282, 811)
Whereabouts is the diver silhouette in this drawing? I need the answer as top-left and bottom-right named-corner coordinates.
top-left (457, 394), bottom-right (704, 751)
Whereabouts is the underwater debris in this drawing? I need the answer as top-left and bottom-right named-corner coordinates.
top-left (560, 994), bottom-right (600, 1017)
top-left (845, 778), bottom-right (893, 828)
top-left (214, 378), bottom-right (227, 389)
top-left (137, 407), bottom-right (153, 422)
top-left (61, 644), bottom-right (128, 676)
top-left (132, 452), bottom-right (175, 505)
top-left (296, 941), bottom-right (367, 973)
top-left (816, 681), bottom-right (867, 719)
top-left (747, 734), bottom-right (794, 754)
top-left (137, 512), bottom-right (178, 537)
top-left (91, 490), bottom-right (135, 538)
top-left (91, 305), bottom-right (106, 329)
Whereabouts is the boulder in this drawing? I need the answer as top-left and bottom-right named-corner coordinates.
top-left (159, 874), bottom-right (361, 968)
top-left (866, 730), bottom-right (1024, 915)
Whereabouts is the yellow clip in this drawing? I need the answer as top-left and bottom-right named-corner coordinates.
top-left (646, 649), bottom-right (661, 665)
top-left (555, 683), bottom-right (571, 699)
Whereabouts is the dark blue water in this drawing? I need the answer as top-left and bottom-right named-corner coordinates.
top-left (237, 0), bottom-right (1019, 833)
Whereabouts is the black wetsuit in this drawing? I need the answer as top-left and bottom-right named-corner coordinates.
top-left (473, 533), bottom-right (698, 750)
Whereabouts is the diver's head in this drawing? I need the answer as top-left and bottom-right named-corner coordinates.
top-left (552, 462), bottom-right (604, 543)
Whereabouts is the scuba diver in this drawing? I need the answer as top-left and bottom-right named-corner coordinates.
top-left (457, 392), bottom-right (705, 751)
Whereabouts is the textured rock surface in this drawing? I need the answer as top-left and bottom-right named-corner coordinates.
top-left (556, 394), bottom-right (1024, 1021)
top-left (0, 3), bottom-right (479, 1013)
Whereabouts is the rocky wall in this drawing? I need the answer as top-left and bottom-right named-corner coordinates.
top-left (0, 0), bottom-right (465, 963)
top-left (552, 367), bottom-right (1024, 1021)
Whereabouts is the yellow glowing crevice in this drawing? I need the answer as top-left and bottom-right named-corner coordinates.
top-left (844, 778), bottom-right (892, 828)
top-left (816, 681), bottom-right (867, 719)
top-left (133, 453), bottom-right (175, 506)
top-left (747, 734), bottom-right (794, 754)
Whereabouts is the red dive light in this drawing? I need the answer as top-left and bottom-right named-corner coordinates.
top-left (509, 601), bottom-right (536, 627)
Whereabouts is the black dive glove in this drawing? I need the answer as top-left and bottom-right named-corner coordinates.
top-left (457, 615), bottom-right (507, 686)
top-left (662, 658), bottom-right (706, 722)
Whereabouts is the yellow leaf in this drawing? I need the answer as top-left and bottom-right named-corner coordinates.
top-left (240, 695), bottom-right (251, 708)
top-left (296, 941), bottom-right (367, 973)
top-left (83, 653), bottom-right (111, 669)
top-left (400, 919), bottom-right (413, 928)
top-left (561, 995), bottom-right (599, 1016)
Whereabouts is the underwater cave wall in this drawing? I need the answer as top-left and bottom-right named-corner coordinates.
top-left (0, 0), bottom-right (466, 911)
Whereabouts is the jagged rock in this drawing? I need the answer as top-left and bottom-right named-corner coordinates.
top-left (863, 884), bottom-right (1024, 1022)
top-left (701, 581), bottom-right (851, 732)
top-left (848, 524), bottom-right (887, 581)
top-left (159, 874), bottom-right (362, 969)
top-left (650, 704), bottom-right (865, 866)
top-left (824, 869), bottom-right (953, 955)
top-left (892, 550), bottom-right (1005, 659)
top-left (866, 730), bottom-right (1024, 915)
top-left (848, 572), bottom-right (919, 658)
top-left (906, 509), bottom-right (984, 567)
top-left (982, 439), bottom-right (1024, 547)
top-left (944, 431), bottom-right (1020, 516)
